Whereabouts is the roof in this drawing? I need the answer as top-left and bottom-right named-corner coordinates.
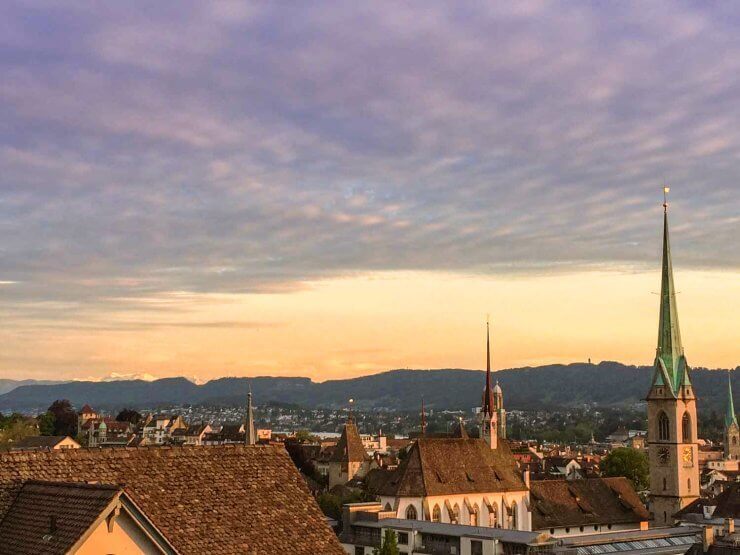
top-left (378, 438), bottom-right (527, 497)
top-left (10, 436), bottom-right (74, 451)
top-left (712, 482), bottom-right (740, 519)
top-left (79, 405), bottom-right (94, 414)
top-left (0, 480), bottom-right (122, 555)
top-left (0, 445), bottom-right (344, 555)
top-left (330, 420), bottom-right (369, 463)
top-left (530, 477), bottom-right (649, 529)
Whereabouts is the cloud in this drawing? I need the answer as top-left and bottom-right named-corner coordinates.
top-left (0, 0), bottom-right (738, 322)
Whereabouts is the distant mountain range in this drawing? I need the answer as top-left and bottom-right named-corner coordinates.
top-left (0, 362), bottom-right (738, 415)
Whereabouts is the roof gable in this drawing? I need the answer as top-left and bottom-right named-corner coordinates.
top-left (330, 420), bottom-right (368, 463)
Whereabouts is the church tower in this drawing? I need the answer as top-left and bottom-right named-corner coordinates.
top-left (725, 373), bottom-right (739, 460)
top-left (480, 320), bottom-right (498, 449)
top-left (493, 381), bottom-right (506, 439)
top-left (646, 190), bottom-right (699, 526)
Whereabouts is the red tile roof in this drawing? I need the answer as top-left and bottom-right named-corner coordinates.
top-left (330, 420), bottom-right (369, 463)
top-left (0, 445), bottom-right (344, 555)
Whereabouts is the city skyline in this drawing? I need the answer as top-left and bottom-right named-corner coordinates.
top-left (1, 2), bottom-right (739, 380)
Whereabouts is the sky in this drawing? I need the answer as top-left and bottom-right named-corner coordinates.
top-left (1, 1), bottom-right (738, 382)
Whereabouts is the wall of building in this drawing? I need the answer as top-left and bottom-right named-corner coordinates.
top-left (76, 509), bottom-right (164, 555)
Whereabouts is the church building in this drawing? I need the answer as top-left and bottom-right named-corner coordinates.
top-left (725, 374), bottom-right (739, 461)
top-left (646, 193), bottom-right (700, 526)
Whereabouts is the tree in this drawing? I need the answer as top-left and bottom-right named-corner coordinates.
top-left (373, 530), bottom-right (399, 555)
top-left (116, 408), bottom-right (141, 425)
top-left (0, 419), bottom-right (38, 450)
top-left (601, 447), bottom-right (649, 491)
top-left (37, 412), bottom-right (55, 435)
top-left (47, 400), bottom-right (77, 436)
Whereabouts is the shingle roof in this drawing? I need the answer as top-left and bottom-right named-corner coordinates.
top-left (0, 480), bottom-right (121, 555)
top-left (330, 420), bottom-right (369, 463)
top-left (0, 445), bottom-right (344, 555)
top-left (378, 438), bottom-right (527, 497)
top-left (712, 482), bottom-right (740, 519)
top-left (530, 477), bottom-right (649, 529)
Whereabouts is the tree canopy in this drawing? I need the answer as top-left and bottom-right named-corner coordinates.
top-left (601, 447), bottom-right (649, 491)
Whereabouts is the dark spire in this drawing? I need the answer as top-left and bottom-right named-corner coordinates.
top-left (654, 188), bottom-right (690, 394)
top-left (727, 372), bottom-right (738, 429)
top-left (246, 385), bottom-right (256, 445)
top-left (482, 319), bottom-right (494, 417)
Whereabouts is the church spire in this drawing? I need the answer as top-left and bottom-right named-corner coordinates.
top-left (726, 373), bottom-right (738, 429)
top-left (246, 385), bottom-right (256, 445)
top-left (481, 318), bottom-right (494, 417)
top-left (654, 188), bottom-right (690, 394)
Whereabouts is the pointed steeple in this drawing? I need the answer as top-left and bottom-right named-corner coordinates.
top-left (246, 385), bottom-right (256, 445)
top-left (482, 319), bottom-right (494, 417)
top-left (726, 373), bottom-right (738, 429)
top-left (654, 189), bottom-right (690, 394)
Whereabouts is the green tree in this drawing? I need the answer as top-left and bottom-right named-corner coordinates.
top-left (373, 530), bottom-right (399, 555)
top-left (47, 400), bottom-right (77, 436)
top-left (0, 419), bottom-right (39, 450)
top-left (37, 412), bottom-right (55, 435)
top-left (116, 408), bottom-right (141, 425)
top-left (602, 447), bottom-right (649, 491)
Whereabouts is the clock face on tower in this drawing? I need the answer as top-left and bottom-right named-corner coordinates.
top-left (682, 446), bottom-right (693, 465)
top-left (658, 446), bottom-right (670, 464)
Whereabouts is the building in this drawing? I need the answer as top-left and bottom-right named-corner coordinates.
top-left (340, 502), bottom-right (703, 555)
top-left (376, 438), bottom-right (531, 531)
top-left (479, 321), bottom-right (502, 448)
top-left (328, 419), bottom-right (372, 489)
top-left (725, 375), bottom-right (739, 461)
top-left (646, 197), bottom-right (700, 525)
top-left (530, 477), bottom-right (649, 537)
top-left (675, 482), bottom-right (740, 551)
top-left (10, 435), bottom-right (80, 452)
top-left (0, 445), bottom-right (344, 554)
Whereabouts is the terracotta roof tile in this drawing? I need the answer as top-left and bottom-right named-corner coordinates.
top-left (330, 420), bottom-right (369, 463)
top-left (0, 445), bottom-right (344, 555)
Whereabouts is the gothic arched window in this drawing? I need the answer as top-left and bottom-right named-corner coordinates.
top-left (658, 411), bottom-right (670, 441)
top-left (384, 503), bottom-right (392, 511)
top-left (406, 505), bottom-right (417, 520)
top-left (511, 501), bottom-right (518, 530)
top-left (733, 436), bottom-right (738, 446)
top-left (682, 412), bottom-right (691, 442)
top-left (452, 503), bottom-right (460, 524)
top-left (489, 504), bottom-right (498, 527)
top-left (432, 504), bottom-right (441, 522)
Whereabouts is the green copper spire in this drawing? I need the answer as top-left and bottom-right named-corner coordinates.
top-left (726, 373), bottom-right (738, 429)
top-left (654, 192), bottom-right (690, 394)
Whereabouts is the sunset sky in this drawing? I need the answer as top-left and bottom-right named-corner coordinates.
top-left (1, 2), bottom-right (738, 382)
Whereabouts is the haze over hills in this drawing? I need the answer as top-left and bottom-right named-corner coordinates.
top-left (0, 362), bottom-right (737, 415)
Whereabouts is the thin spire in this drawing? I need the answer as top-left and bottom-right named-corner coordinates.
top-left (482, 318), bottom-right (494, 417)
top-left (420, 396), bottom-right (426, 436)
top-left (655, 187), bottom-right (689, 393)
top-left (246, 384), bottom-right (256, 445)
top-left (726, 372), bottom-right (738, 429)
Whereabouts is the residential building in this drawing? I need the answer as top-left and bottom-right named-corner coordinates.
top-left (0, 445), bottom-right (345, 554)
top-left (10, 435), bottom-right (80, 452)
top-left (646, 199), bottom-right (700, 525)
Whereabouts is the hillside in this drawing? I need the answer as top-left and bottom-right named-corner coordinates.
top-left (0, 362), bottom-right (737, 415)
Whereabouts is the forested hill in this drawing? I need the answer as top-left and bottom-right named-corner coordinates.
top-left (0, 362), bottom-right (737, 414)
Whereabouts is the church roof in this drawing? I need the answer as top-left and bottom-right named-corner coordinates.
top-left (377, 438), bottom-right (526, 497)
top-left (0, 445), bottom-right (344, 555)
top-left (530, 477), bottom-right (649, 529)
top-left (726, 374), bottom-right (738, 429)
top-left (652, 204), bottom-right (691, 396)
top-left (330, 419), bottom-right (369, 463)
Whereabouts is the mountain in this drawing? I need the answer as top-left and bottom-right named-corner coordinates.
top-left (0, 362), bottom-right (737, 414)
top-left (0, 379), bottom-right (64, 396)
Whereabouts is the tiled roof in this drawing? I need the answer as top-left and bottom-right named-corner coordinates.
top-left (0, 480), bottom-right (121, 555)
top-left (530, 477), bottom-right (649, 529)
top-left (378, 438), bottom-right (527, 497)
top-left (0, 445), bottom-right (344, 555)
top-left (330, 420), bottom-right (369, 463)
top-left (712, 482), bottom-right (740, 519)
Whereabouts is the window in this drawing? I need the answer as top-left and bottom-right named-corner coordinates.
top-left (663, 477), bottom-right (667, 491)
top-left (733, 436), bottom-right (738, 446)
top-left (565, 528), bottom-right (570, 534)
top-left (511, 501), bottom-right (518, 530)
top-left (406, 505), bottom-right (417, 520)
top-left (384, 503), bottom-right (392, 511)
top-left (658, 412), bottom-right (670, 441)
top-left (489, 504), bottom-right (498, 527)
top-left (470, 504), bottom-right (479, 526)
top-left (682, 412), bottom-right (691, 442)
top-left (355, 547), bottom-right (364, 555)
top-left (688, 478), bottom-right (691, 492)
top-left (663, 511), bottom-right (667, 524)
top-left (432, 504), bottom-right (441, 522)
top-left (452, 503), bottom-right (460, 524)
top-left (397, 532), bottom-right (408, 545)
top-left (471, 540), bottom-right (483, 555)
